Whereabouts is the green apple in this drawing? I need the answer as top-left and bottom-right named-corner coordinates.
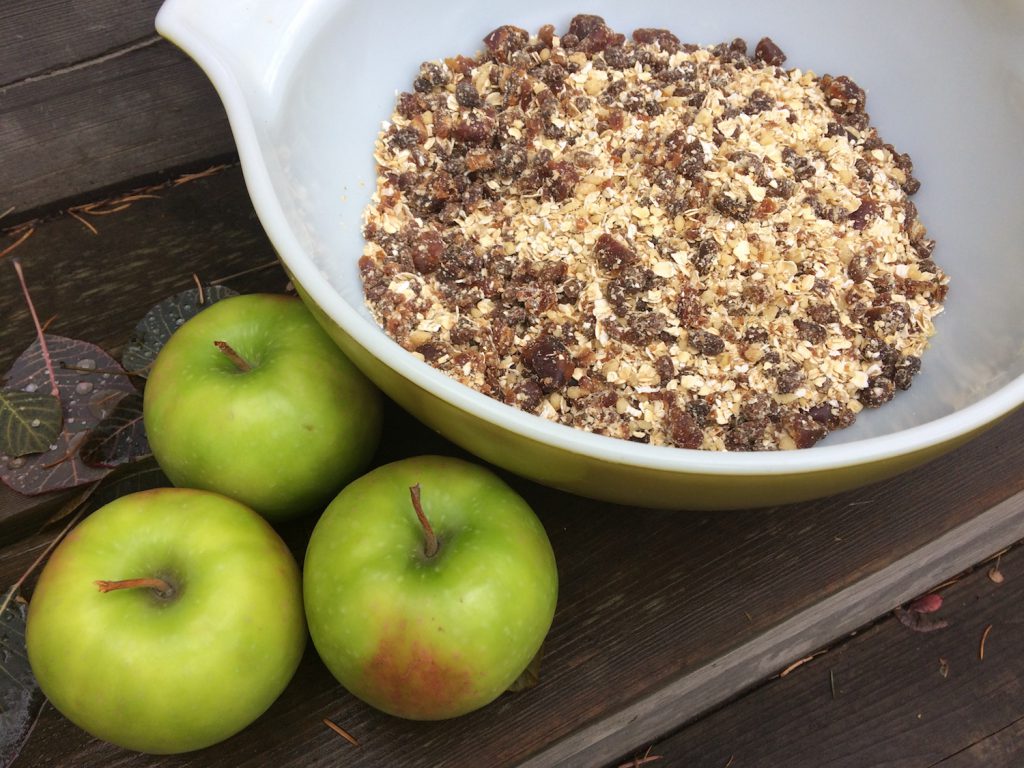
top-left (26, 488), bottom-right (306, 754)
top-left (303, 455), bottom-right (558, 720)
top-left (143, 293), bottom-right (382, 520)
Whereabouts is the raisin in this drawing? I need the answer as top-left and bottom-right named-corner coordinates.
top-left (416, 341), bottom-right (450, 362)
top-left (847, 253), bottom-right (873, 282)
top-left (692, 239), bottom-right (719, 276)
top-left (538, 23), bottom-right (555, 47)
top-left (455, 79), bottom-right (481, 108)
top-left (859, 375), bottom-right (895, 407)
top-left (893, 355), bottom-right (921, 390)
top-left (740, 393), bottom-right (778, 423)
top-left (855, 158), bottom-right (874, 182)
top-left (902, 176), bottom-right (922, 195)
top-left (495, 145), bottom-right (528, 178)
top-left (794, 319), bottom-right (826, 344)
top-left (387, 125), bottom-right (422, 151)
top-left (567, 14), bottom-right (605, 39)
top-left (744, 88), bottom-right (774, 114)
top-left (411, 229), bottom-right (444, 273)
top-left (688, 329), bottom-right (725, 356)
top-left (667, 404), bottom-right (703, 449)
top-left (809, 403), bottom-right (855, 431)
top-left (676, 290), bottom-right (707, 328)
top-left (713, 192), bottom-right (753, 222)
top-left (396, 92), bottom-right (427, 118)
top-left (688, 399), bottom-right (711, 427)
top-left (782, 147), bottom-right (815, 181)
top-left (807, 303), bottom-right (839, 325)
top-left (514, 378), bottom-right (545, 410)
top-left (483, 25), bottom-right (530, 63)
top-left (821, 74), bottom-right (866, 115)
top-left (595, 233), bottom-right (638, 272)
top-left (560, 278), bottom-right (583, 303)
top-left (725, 419), bottom-right (766, 451)
top-left (413, 62), bottom-right (449, 93)
top-left (754, 37), bottom-right (787, 66)
top-left (603, 45), bottom-right (635, 70)
top-left (744, 325), bottom-right (769, 344)
top-left (849, 198), bottom-right (878, 231)
top-left (522, 334), bottom-right (574, 392)
top-left (774, 365), bottom-right (804, 394)
top-left (633, 27), bottom-right (681, 53)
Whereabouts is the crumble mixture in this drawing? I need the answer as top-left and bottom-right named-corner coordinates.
top-left (358, 15), bottom-right (948, 450)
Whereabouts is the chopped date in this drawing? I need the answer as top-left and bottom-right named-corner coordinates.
top-left (411, 229), bottom-right (444, 273)
top-left (453, 116), bottom-right (495, 143)
top-left (713, 192), bottom-right (753, 222)
top-left (413, 62), bottom-right (449, 93)
top-left (774, 365), bottom-right (804, 394)
top-left (633, 27), bottom-right (681, 53)
top-left (849, 199), bottom-right (878, 230)
top-left (754, 37), bottom-right (786, 66)
top-left (567, 14), bottom-right (606, 39)
top-left (893, 355), bottom-right (921, 390)
top-left (785, 412), bottom-right (829, 449)
top-left (691, 239), bottom-right (719, 276)
top-left (822, 74), bottom-right (866, 115)
top-left (595, 233), bottom-right (638, 271)
top-left (794, 319), bottom-right (827, 344)
top-left (725, 419), bottom-right (766, 451)
top-left (545, 160), bottom-right (580, 202)
top-left (782, 147), bottom-right (815, 181)
top-left (483, 24), bottom-right (530, 63)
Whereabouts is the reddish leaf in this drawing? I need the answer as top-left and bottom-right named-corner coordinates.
top-left (0, 336), bottom-right (135, 495)
top-left (0, 589), bottom-right (43, 767)
top-left (80, 393), bottom-right (150, 468)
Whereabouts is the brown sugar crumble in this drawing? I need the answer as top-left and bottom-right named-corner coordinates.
top-left (358, 15), bottom-right (949, 450)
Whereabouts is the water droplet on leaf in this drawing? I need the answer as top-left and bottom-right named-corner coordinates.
top-left (75, 381), bottom-right (94, 394)
top-left (30, 419), bottom-right (40, 427)
top-left (77, 359), bottom-right (96, 370)
top-left (7, 457), bottom-right (25, 469)
top-left (24, 383), bottom-right (37, 393)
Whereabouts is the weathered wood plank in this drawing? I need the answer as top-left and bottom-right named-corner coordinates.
top-left (1, 0), bottom-right (163, 85)
top-left (641, 543), bottom-right (1024, 768)
top-left (0, 39), bottom-right (234, 216)
top-left (3, 165), bottom-right (1023, 767)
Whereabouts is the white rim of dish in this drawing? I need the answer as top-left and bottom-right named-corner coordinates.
top-left (157, 10), bottom-right (1024, 478)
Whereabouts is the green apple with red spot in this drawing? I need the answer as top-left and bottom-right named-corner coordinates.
top-left (25, 488), bottom-right (306, 754)
top-left (143, 293), bottom-right (382, 521)
top-left (303, 455), bottom-right (558, 720)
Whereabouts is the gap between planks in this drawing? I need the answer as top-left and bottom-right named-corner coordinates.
top-left (520, 486), bottom-right (1024, 768)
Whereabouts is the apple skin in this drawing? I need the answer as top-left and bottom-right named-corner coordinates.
top-left (25, 488), bottom-right (307, 754)
top-left (303, 455), bottom-right (558, 720)
top-left (143, 293), bottom-right (382, 520)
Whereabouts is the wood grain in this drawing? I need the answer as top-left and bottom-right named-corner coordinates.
top-left (2, 166), bottom-right (1023, 767)
top-left (0, 0), bottom-right (163, 85)
top-left (640, 544), bottom-right (1024, 768)
top-left (0, 38), bottom-right (234, 216)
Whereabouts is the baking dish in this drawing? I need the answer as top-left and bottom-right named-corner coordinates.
top-left (156, 0), bottom-right (1024, 508)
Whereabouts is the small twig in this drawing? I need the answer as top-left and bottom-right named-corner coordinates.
top-left (174, 164), bottom-right (230, 186)
top-left (322, 718), bottom-right (360, 747)
top-left (829, 668), bottom-right (837, 699)
top-left (616, 746), bottom-right (662, 768)
top-left (40, 314), bottom-right (58, 333)
top-left (988, 553), bottom-right (1004, 584)
top-left (0, 483), bottom-right (98, 618)
top-left (68, 208), bottom-right (99, 235)
top-left (979, 624), bottom-right (993, 660)
top-left (193, 273), bottom-right (206, 305)
top-left (780, 649), bottom-right (827, 677)
top-left (0, 226), bottom-right (35, 261)
top-left (724, 756), bottom-right (736, 768)
top-left (0, 205), bottom-right (15, 222)
top-left (12, 259), bottom-right (59, 398)
top-left (209, 259), bottom-right (281, 285)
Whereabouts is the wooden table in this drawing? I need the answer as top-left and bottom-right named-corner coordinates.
top-left (2, 6), bottom-right (1023, 766)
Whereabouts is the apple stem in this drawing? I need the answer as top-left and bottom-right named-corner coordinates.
top-left (213, 340), bottom-right (252, 372)
top-left (95, 577), bottom-right (175, 598)
top-left (408, 484), bottom-right (439, 559)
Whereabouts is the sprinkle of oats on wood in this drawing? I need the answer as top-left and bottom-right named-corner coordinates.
top-left (359, 16), bottom-right (947, 451)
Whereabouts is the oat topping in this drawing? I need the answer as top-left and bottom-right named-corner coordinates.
top-left (358, 16), bottom-right (949, 450)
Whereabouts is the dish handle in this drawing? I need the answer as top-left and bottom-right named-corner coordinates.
top-left (155, 0), bottom-right (310, 100)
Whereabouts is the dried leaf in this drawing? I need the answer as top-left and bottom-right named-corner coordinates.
top-left (895, 607), bottom-right (949, 633)
top-left (0, 336), bottom-right (135, 495)
top-left (79, 393), bottom-right (150, 468)
top-left (122, 285), bottom-right (238, 376)
top-left (938, 657), bottom-right (950, 678)
top-left (0, 589), bottom-right (44, 768)
top-left (0, 390), bottom-right (62, 457)
top-left (506, 643), bottom-right (544, 692)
